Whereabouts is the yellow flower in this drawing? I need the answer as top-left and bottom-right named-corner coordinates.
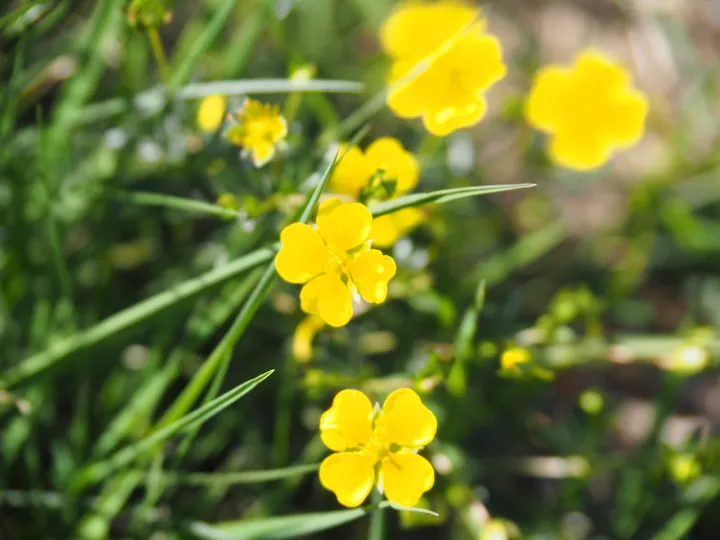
top-left (330, 138), bottom-right (424, 248)
top-left (225, 98), bottom-right (288, 167)
top-left (197, 95), bottom-right (227, 133)
top-left (500, 347), bottom-right (530, 372)
top-left (275, 199), bottom-right (397, 327)
top-left (319, 388), bottom-right (437, 507)
top-left (669, 453), bottom-right (700, 484)
top-left (292, 315), bottom-right (326, 363)
top-left (381, 2), bottom-right (506, 136)
top-left (331, 137), bottom-right (419, 199)
top-left (525, 49), bottom-right (649, 171)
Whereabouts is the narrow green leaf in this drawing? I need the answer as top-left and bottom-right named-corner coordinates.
top-left (4, 248), bottom-right (275, 388)
top-left (113, 190), bottom-right (242, 219)
top-left (388, 502), bottom-right (440, 516)
top-left (368, 184), bottom-right (535, 218)
top-left (170, 0), bottom-right (241, 89)
top-left (168, 263), bottom-right (278, 450)
top-left (74, 471), bottom-right (144, 540)
top-left (69, 79), bottom-right (365, 126)
top-left (651, 478), bottom-right (720, 540)
top-left (70, 370), bottom-right (274, 491)
top-left (178, 79), bottom-right (365, 99)
top-left (165, 464), bottom-right (319, 486)
top-left (189, 502), bottom-right (390, 540)
top-left (448, 279), bottom-right (485, 397)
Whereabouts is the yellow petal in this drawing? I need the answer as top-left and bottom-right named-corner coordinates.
top-left (275, 223), bottom-right (330, 284)
top-left (423, 96), bottom-right (487, 136)
top-left (319, 389), bottom-right (374, 451)
top-left (330, 145), bottom-right (372, 198)
top-left (574, 49), bottom-right (630, 94)
top-left (319, 452), bottom-right (376, 508)
top-left (197, 95), bottom-right (227, 133)
top-left (379, 1), bottom-right (479, 61)
top-left (606, 88), bottom-right (648, 147)
top-left (347, 249), bottom-right (397, 304)
top-left (316, 201), bottom-right (372, 252)
top-left (300, 273), bottom-right (354, 327)
top-left (387, 59), bottom-right (443, 120)
top-left (382, 388), bottom-right (437, 448)
top-left (251, 142), bottom-right (276, 167)
top-left (548, 131), bottom-right (612, 172)
top-left (364, 137), bottom-right (419, 196)
top-left (370, 215), bottom-right (401, 249)
top-left (525, 66), bottom-right (572, 133)
top-left (292, 315), bottom-right (326, 363)
top-left (445, 33), bottom-right (506, 92)
top-left (381, 453), bottom-right (435, 507)
top-left (371, 208), bottom-right (424, 248)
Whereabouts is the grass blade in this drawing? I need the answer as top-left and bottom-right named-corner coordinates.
top-left (188, 502), bottom-right (391, 540)
top-left (71, 370), bottom-right (274, 491)
top-left (170, 0), bottom-right (242, 90)
top-left (368, 184), bottom-right (536, 218)
top-left (164, 464), bottom-right (319, 486)
top-left (112, 190), bottom-right (242, 219)
top-left (4, 248), bottom-right (275, 388)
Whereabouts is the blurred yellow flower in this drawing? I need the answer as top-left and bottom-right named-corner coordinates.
top-left (525, 49), bottom-right (649, 171)
top-left (225, 98), bottom-right (287, 167)
top-left (275, 199), bottom-right (397, 327)
top-left (331, 137), bottom-right (424, 247)
top-left (292, 315), bottom-right (326, 362)
top-left (381, 2), bottom-right (506, 136)
top-left (669, 453), bottom-right (700, 484)
top-left (197, 95), bottom-right (227, 133)
top-left (331, 137), bottom-right (419, 199)
top-left (319, 388), bottom-right (436, 507)
top-left (371, 207), bottom-right (425, 248)
top-left (500, 346), bottom-right (530, 372)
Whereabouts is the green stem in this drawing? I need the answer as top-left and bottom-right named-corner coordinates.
top-left (368, 489), bottom-right (384, 540)
top-left (146, 27), bottom-right (170, 84)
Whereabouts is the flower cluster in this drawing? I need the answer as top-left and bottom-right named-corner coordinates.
top-left (199, 0), bottom-right (654, 514)
top-left (275, 198), bottom-right (396, 327)
top-left (319, 388), bottom-right (437, 507)
top-left (381, 2), bottom-right (507, 136)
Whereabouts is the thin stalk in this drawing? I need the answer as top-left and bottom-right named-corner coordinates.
top-left (368, 489), bottom-right (384, 540)
top-left (147, 27), bottom-right (170, 84)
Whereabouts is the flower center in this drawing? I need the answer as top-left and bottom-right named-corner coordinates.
top-left (321, 242), bottom-right (358, 287)
top-left (361, 422), bottom-right (389, 461)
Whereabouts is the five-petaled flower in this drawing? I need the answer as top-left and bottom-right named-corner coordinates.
top-left (381, 1), bottom-right (506, 136)
top-left (275, 199), bottom-right (397, 327)
top-left (225, 98), bottom-right (288, 167)
top-left (331, 137), bottom-right (424, 248)
top-left (319, 388), bottom-right (437, 508)
top-left (525, 49), bottom-right (649, 171)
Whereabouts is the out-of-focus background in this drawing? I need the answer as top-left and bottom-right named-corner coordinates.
top-left (2, 0), bottom-right (720, 538)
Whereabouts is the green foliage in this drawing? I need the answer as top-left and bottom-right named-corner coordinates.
top-left (2, 1), bottom-right (720, 539)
